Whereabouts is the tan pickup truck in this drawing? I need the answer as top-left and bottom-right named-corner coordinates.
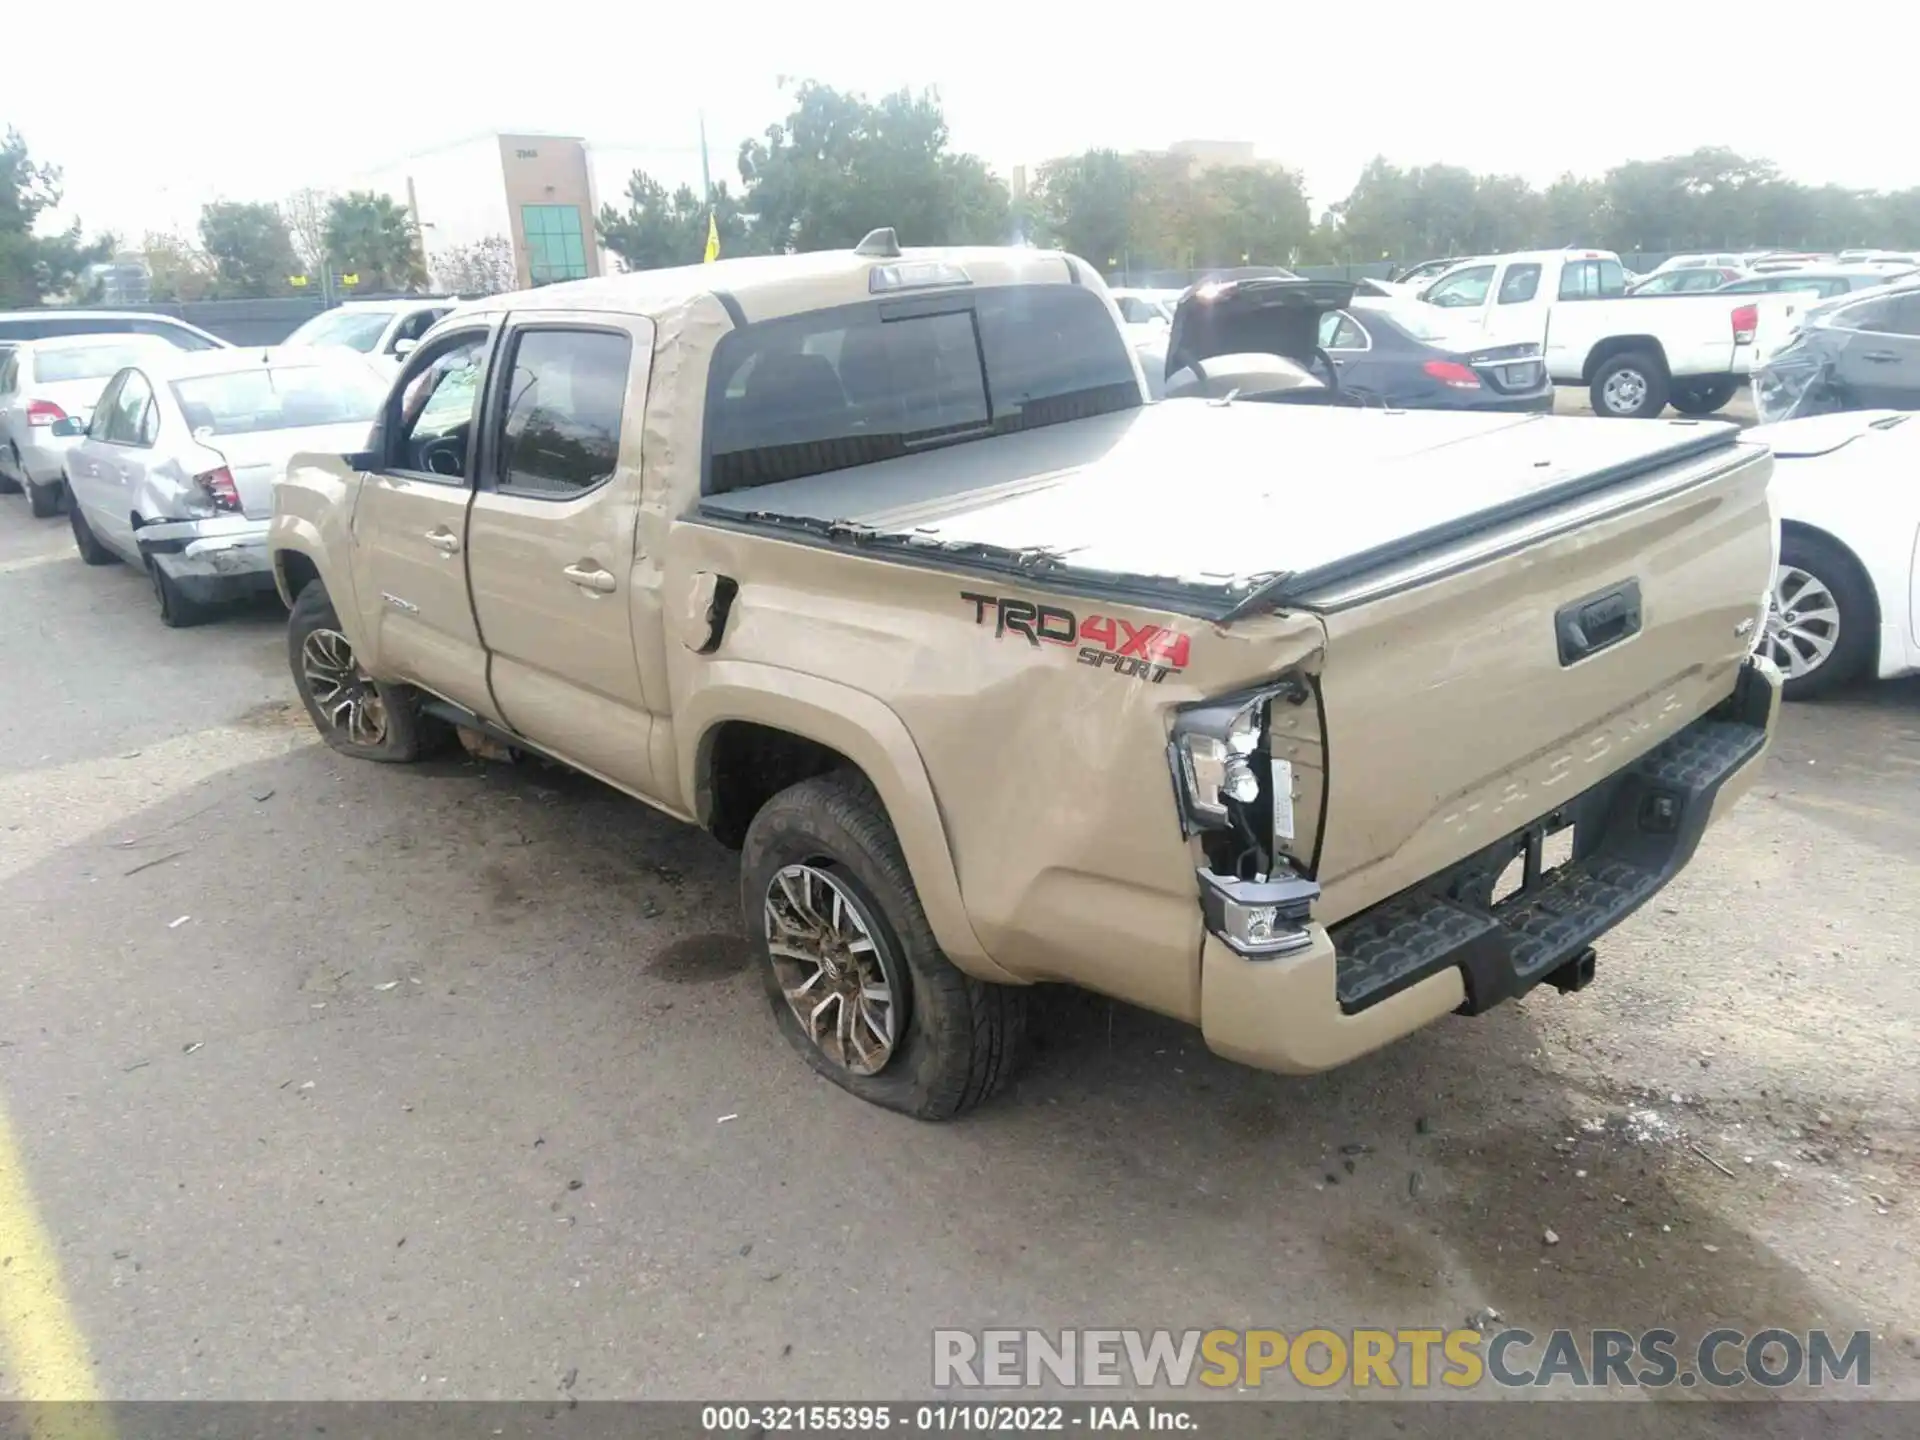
top-left (269, 235), bottom-right (1783, 1119)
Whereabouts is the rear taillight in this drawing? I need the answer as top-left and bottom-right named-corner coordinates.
top-left (1423, 359), bottom-right (1482, 389)
top-left (1732, 304), bottom-right (1758, 345)
top-left (25, 400), bottom-right (66, 428)
top-left (194, 466), bottom-right (242, 513)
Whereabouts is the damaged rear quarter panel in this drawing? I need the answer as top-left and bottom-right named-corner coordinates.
top-left (666, 520), bottom-right (1328, 1023)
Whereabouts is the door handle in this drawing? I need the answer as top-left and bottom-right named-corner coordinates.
top-left (563, 562), bottom-right (616, 594)
top-left (423, 527), bottom-right (461, 554)
top-left (1862, 351), bottom-right (1899, 363)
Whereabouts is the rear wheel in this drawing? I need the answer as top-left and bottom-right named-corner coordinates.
top-left (1669, 378), bottom-right (1737, 416)
top-left (742, 771), bottom-right (1029, 1120)
top-left (1589, 351), bottom-right (1670, 418)
top-left (25, 478), bottom-right (59, 518)
top-left (69, 502), bottom-right (116, 565)
top-left (287, 581), bottom-right (444, 761)
top-left (1764, 531), bottom-right (1877, 701)
top-left (149, 558), bottom-right (206, 628)
top-left (0, 446), bottom-right (21, 495)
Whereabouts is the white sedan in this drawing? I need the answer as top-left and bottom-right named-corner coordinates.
top-left (1748, 409), bottom-right (1920, 698)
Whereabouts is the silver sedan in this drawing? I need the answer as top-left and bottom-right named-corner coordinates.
top-left (1, 334), bottom-right (177, 516)
top-left (60, 348), bottom-right (389, 626)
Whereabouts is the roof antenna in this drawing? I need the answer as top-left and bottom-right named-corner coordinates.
top-left (855, 227), bottom-right (902, 258)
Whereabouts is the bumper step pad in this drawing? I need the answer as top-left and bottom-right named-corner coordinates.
top-left (1332, 710), bottom-right (1766, 1016)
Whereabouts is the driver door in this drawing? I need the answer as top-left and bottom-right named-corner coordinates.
top-left (350, 321), bottom-right (503, 722)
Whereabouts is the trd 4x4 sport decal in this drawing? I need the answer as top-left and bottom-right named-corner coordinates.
top-left (960, 591), bottom-right (1191, 683)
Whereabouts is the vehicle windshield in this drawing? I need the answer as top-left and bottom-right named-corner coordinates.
top-left (703, 284), bottom-right (1141, 494)
top-left (1373, 304), bottom-right (1458, 344)
top-left (169, 363), bottom-right (388, 435)
top-left (282, 309), bottom-right (396, 354)
top-left (35, 343), bottom-right (164, 382)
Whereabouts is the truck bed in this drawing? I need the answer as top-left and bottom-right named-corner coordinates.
top-left (696, 399), bottom-right (1748, 616)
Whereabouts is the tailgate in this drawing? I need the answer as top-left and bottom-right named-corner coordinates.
top-left (1296, 435), bottom-right (1773, 924)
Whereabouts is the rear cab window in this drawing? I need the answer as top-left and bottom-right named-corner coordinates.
top-left (703, 284), bottom-right (1140, 495)
top-left (1558, 259), bottom-right (1627, 300)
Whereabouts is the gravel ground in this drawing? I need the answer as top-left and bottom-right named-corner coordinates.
top-left (1, 482), bottom-right (1913, 1409)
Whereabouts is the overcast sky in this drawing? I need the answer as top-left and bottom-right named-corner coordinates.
top-left (13, 2), bottom-right (1918, 244)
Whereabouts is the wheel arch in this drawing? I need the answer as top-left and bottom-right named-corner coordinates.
top-left (1582, 336), bottom-right (1670, 385)
top-left (678, 662), bottom-right (1011, 981)
top-left (1780, 518), bottom-right (1883, 638)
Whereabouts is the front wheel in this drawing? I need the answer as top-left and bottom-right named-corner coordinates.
top-left (1589, 351), bottom-right (1670, 418)
top-left (1669, 378), bottom-right (1737, 416)
top-left (69, 502), bottom-right (116, 565)
top-left (287, 581), bottom-right (444, 761)
top-left (741, 772), bottom-right (1029, 1120)
top-left (1763, 531), bottom-right (1877, 701)
top-left (25, 479), bottom-right (59, 518)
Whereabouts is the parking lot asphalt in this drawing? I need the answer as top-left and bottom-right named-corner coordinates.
top-left (1554, 389), bottom-right (1759, 426)
top-left (1, 469), bottom-right (1915, 1408)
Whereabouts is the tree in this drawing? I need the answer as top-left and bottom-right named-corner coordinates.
top-left (324, 191), bottom-right (427, 293)
top-left (598, 171), bottom-right (752, 271)
top-left (284, 187), bottom-right (334, 280)
top-left (738, 81), bottom-right (1009, 252)
top-left (198, 201), bottom-right (300, 297)
top-left (0, 128), bottom-right (113, 306)
top-left (142, 231), bottom-right (215, 302)
top-left (1032, 150), bottom-right (1133, 268)
top-left (431, 235), bottom-right (517, 294)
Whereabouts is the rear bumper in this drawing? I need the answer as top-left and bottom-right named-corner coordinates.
top-left (137, 514), bottom-right (276, 603)
top-left (1199, 655), bottom-right (1781, 1074)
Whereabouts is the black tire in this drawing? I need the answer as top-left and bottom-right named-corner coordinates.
top-left (1589, 350), bottom-right (1670, 418)
top-left (287, 580), bottom-right (446, 762)
top-left (741, 771), bottom-right (1029, 1120)
top-left (25, 479), bottom-right (59, 518)
top-left (149, 558), bottom-right (206, 628)
top-left (0, 447), bottom-right (21, 495)
top-left (1669, 378), bottom-right (1737, 416)
top-left (69, 503), bottom-right (116, 565)
top-left (1766, 530), bottom-right (1877, 701)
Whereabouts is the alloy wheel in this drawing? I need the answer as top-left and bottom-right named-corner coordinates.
top-left (300, 628), bottom-right (390, 746)
top-left (763, 863), bottom-right (900, 1076)
top-left (1764, 565), bottom-right (1840, 680)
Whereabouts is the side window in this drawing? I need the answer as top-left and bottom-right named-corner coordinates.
top-left (130, 319), bottom-right (216, 352)
top-left (88, 373), bottom-right (127, 438)
top-left (103, 371), bottom-right (154, 446)
top-left (389, 331), bottom-right (490, 479)
top-left (1879, 295), bottom-right (1920, 336)
top-left (489, 328), bottom-right (632, 498)
top-left (1829, 296), bottom-right (1900, 333)
top-left (1558, 262), bottom-right (1618, 300)
top-left (1425, 265), bottom-right (1495, 308)
top-left (0, 353), bottom-right (16, 394)
top-left (1318, 312), bottom-right (1367, 349)
top-left (393, 309), bottom-right (443, 347)
top-left (1497, 264), bottom-right (1542, 304)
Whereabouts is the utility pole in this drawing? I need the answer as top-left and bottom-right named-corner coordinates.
top-left (699, 111), bottom-right (713, 208)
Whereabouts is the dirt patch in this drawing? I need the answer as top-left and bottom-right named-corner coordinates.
top-left (651, 932), bottom-right (754, 983)
top-left (233, 698), bottom-right (307, 731)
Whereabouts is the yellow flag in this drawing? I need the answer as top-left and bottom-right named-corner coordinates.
top-left (703, 211), bottom-right (720, 264)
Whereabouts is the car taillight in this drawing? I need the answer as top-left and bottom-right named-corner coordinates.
top-left (1423, 359), bottom-right (1481, 389)
top-left (1732, 304), bottom-right (1758, 345)
top-left (194, 466), bottom-right (242, 513)
top-left (25, 400), bottom-right (66, 427)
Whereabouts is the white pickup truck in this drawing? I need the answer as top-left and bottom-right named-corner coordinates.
top-left (1418, 249), bottom-right (1792, 419)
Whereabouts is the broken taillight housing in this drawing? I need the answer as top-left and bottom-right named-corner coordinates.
top-left (194, 466), bottom-right (242, 513)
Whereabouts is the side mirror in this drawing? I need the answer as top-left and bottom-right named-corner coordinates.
top-left (50, 416), bottom-right (85, 438)
top-left (392, 337), bottom-right (419, 358)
